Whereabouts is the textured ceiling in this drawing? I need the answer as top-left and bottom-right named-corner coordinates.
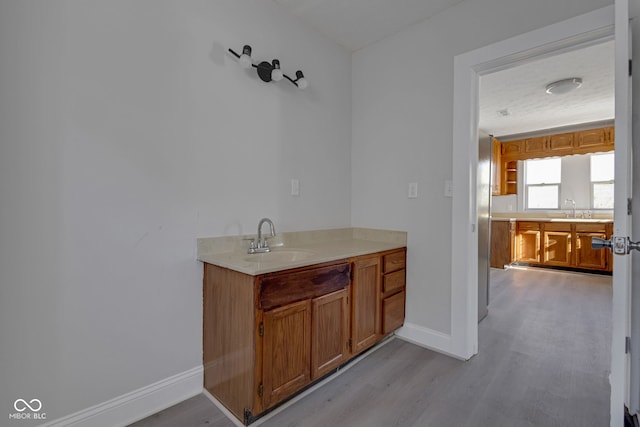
top-left (272, 1), bottom-right (614, 137)
top-left (272, 0), bottom-right (466, 51)
top-left (479, 40), bottom-right (614, 138)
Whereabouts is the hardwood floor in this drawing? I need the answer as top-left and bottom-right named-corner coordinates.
top-left (130, 267), bottom-right (612, 427)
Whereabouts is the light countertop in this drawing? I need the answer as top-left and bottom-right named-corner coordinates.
top-left (197, 227), bottom-right (407, 276)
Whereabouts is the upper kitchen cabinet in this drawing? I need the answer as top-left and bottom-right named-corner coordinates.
top-left (548, 132), bottom-right (575, 154)
top-left (495, 124), bottom-right (614, 195)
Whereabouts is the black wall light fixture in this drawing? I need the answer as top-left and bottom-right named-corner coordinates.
top-left (228, 45), bottom-right (308, 89)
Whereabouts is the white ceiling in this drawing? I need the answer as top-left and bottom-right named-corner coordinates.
top-left (272, 0), bottom-right (615, 137)
top-left (479, 40), bottom-right (614, 138)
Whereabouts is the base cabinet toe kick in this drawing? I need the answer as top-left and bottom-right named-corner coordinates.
top-left (203, 248), bottom-right (406, 425)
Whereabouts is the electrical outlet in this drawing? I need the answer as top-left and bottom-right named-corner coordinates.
top-left (408, 182), bottom-right (418, 199)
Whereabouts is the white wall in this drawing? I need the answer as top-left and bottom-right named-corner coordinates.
top-left (351, 0), bottom-right (612, 336)
top-left (0, 0), bottom-right (351, 424)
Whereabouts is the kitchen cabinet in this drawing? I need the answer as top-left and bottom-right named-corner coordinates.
top-left (203, 248), bottom-right (406, 424)
top-left (574, 223), bottom-right (613, 270)
top-left (548, 132), bottom-right (575, 154)
top-left (516, 222), bottom-right (541, 263)
top-left (499, 126), bottom-right (613, 162)
top-left (500, 160), bottom-right (518, 195)
top-left (523, 136), bottom-right (548, 155)
top-left (501, 140), bottom-right (523, 157)
top-left (490, 220), bottom-right (515, 268)
top-left (514, 221), bottom-right (612, 272)
top-left (351, 255), bottom-right (381, 354)
top-left (542, 223), bottom-right (572, 267)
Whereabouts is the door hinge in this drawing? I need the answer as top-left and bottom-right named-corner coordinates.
top-left (626, 336), bottom-right (631, 354)
top-left (259, 322), bottom-right (264, 337)
top-left (630, 59), bottom-right (633, 76)
top-left (350, 270), bottom-right (354, 281)
top-left (258, 383), bottom-right (263, 397)
top-left (628, 198), bottom-right (632, 215)
top-left (348, 338), bottom-right (352, 349)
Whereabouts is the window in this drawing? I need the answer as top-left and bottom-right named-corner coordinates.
top-left (525, 158), bottom-right (561, 209)
top-left (591, 153), bottom-right (614, 209)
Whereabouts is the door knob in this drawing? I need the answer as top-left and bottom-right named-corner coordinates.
top-left (592, 236), bottom-right (640, 255)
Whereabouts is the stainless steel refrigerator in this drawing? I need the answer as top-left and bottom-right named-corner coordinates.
top-left (477, 132), bottom-right (492, 322)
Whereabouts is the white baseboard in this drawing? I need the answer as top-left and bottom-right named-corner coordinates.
top-left (42, 366), bottom-right (203, 427)
top-left (395, 322), bottom-right (464, 360)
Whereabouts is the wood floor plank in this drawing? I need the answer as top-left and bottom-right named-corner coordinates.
top-left (129, 267), bottom-right (612, 427)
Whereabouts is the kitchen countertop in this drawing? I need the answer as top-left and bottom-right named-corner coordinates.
top-left (491, 215), bottom-right (613, 223)
top-left (197, 227), bottom-right (407, 276)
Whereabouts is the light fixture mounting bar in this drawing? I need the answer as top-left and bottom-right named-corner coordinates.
top-left (227, 44), bottom-right (307, 89)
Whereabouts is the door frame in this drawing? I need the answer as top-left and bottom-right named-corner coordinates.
top-left (451, 4), bottom-right (621, 424)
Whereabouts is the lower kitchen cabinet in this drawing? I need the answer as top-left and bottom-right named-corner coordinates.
top-left (542, 223), bottom-right (572, 267)
top-left (490, 220), bottom-right (515, 268)
top-left (514, 221), bottom-right (612, 272)
top-left (575, 223), bottom-right (612, 270)
top-left (516, 222), bottom-right (541, 263)
top-left (203, 248), bottom-right (406, 425)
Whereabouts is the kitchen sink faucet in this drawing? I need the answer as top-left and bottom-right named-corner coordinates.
top-left (248, 218), bottom-right (276, 254)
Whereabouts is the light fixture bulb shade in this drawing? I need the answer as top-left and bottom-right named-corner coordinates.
top-left (294, 71), bottom-right (308, 89)
top-left (272, 69), bottom-right (283, 81)
top-left (297, 78), bottom-right (308, 90)
top-left (238, 45), bottom-right (252, 68)
top-left (238, 54), bottom-right (252, 69)
top-left (545, 77), bottom-right (582, 95)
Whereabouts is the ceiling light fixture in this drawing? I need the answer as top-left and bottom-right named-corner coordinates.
top-left (545, 77), bottom-right (583, 95)
top-left (228, 44), bottom-right (308, 90)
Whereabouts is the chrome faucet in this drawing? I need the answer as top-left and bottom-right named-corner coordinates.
top-left (564, 198), bottom-right (576, 218)
top-left (248, 218), bottom-right (276, 254)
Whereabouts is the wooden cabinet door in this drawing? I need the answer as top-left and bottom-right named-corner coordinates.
top-left (490, 220), bottom-right (513, 268)
top-left (524, 136), bottom-right (548, 155)
top-left (351, 256), bottom-right (381, 354)
top-left (543, 225), bottom-right (572, 266)
top-left (575, 232), bottom-right (608, 270)
top-left (516, 222), bottom-right (541, 263)
top-left (262, 299), bottom-right (311, 409)
top-left (501, 140), bottom-right (523, 156)
top-left (311, 288), bottom-right (349, 380)
top-left (576, 128), bottom-right (606, 148)
top-left (548, 132), bottom-right (574, 154)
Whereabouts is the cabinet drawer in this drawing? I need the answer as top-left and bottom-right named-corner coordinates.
top-left (517, 222), bottom-right (540, 232)
top-left (259, 263), bottom-right (350, 311)
top-left (383, 269), bottom-right (405, 294)
top-left (383, 250), bottom-right (406, 273)
top-left (543, 222), bottom-right (572, 232)
top-left (382, 290), bottom-right (405, 334)
top-left (575, 223), bottom-right (608, 233)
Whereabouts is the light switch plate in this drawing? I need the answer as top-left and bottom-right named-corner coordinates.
top-left (291, 179), bottom-right (299, 196)
top-left (408, 182), bottom-right (418, 199)
top-left (444, 180), bottom-right (453, 197)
